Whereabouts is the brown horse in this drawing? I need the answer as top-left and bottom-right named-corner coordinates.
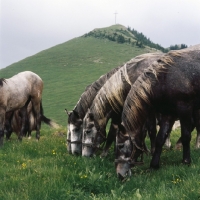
top-left (0, 71), bottom-right (44, 146)
top-left (5, 102), bottom-right (59, 139)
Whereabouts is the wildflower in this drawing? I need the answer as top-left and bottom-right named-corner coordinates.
top-left (21, 163), bottom-right (26, 169)
top-left (52, 150), bottom-right (56, 155)
top-left (80, 174), bottom-right (87, 179)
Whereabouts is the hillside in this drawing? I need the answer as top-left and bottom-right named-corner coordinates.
top-left (0, 24), bottom-right (160, 126)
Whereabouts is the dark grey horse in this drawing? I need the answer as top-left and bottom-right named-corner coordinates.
top-left (118, 45), bottom-right (200, 178)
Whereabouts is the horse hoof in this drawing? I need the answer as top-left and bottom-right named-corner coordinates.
top-left (36, 136), bottom-right (40, 140)
top-left (182, 159), bottom-right (191, 165)
top-left (150, 163), bottom-right (160, 170)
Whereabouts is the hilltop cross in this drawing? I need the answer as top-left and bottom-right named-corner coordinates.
top-left (114, 12), bottom-right (118, 24)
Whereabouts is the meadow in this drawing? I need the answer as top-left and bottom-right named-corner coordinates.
top-left (0, 127), bottom-right (200, 200)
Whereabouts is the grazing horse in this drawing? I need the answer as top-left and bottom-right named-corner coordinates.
top-left (82, 53), bottom-right (164, 157)
top-left (5, 102), bottom-right (59, 139)
top-left (118, 45), bottom-right (200, 178)
top-left (0, 71), bottom-right (43, 146)
top-left (66, 65), bottom-right (123, 155)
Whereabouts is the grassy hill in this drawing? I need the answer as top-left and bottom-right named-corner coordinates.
top-left (0, 24), bottom-right (160, 126)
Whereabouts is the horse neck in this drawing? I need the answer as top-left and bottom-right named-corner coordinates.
top-left (73, 65), bottom-right (123, 120)
top-left (90, 103), bottom-right (113, 129)
top-left (91, 69), bottom-right (131, 122)
top-left (122, 76), bottom-right (154, 139)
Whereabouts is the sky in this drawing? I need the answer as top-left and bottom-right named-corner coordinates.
top-left (1, 0), bottom-right (200, 69)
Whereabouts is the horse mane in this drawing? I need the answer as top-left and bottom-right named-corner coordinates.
top-left (89, 54), bottom-right (157, 120)
top-left (73, 65), bottom-right (123, 118)
top-left (121, 48), bottom-right (193, 132)
top-left (0, 78), bottom-right (6, 87)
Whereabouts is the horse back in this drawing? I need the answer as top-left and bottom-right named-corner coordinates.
top-left (2, 71), bottom-right (43, 112)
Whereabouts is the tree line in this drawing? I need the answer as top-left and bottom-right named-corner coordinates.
top-left (84, 26), bottom-right (188, 53)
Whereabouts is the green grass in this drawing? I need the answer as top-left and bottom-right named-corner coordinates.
top-left (0, 128), bottom-right (200, 200)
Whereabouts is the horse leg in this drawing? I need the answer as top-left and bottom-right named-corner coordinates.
top-left (146, 113), bottom-right (157, 155)
top-left (101, 121), bottom-right (118, 157)
top-left (33, 102), bottom-right (42, 140)
top-left (150, 115), bottom-right (175, 169)
top-left (5, 111), bottom-right (14, 140)
top-left (164, 120), bottom-right (175, 149)
top-left (101, 113), bottom-right (122, 157)
top-left (27, 130), bottom-right (32, 139)
top-left (0, 111), bottom-right (5, 146)
top-left (164, 133), bottom-right (172, 149)
top-left (193, 110), bottom-right (200, 149)
top-left (179, 115), bottom-right (192, 164)
top-left (18, 106), bottom-right (29, 141)
top-left (5, 125), bottom-right (13, 140)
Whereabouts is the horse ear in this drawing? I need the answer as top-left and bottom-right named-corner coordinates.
top-left (65, 109), bottom-right (72, 116)
top-left (72, 110), bottom-right (80, 118)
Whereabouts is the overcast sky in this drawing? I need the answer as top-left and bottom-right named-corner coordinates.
top-left (1, 0), bottom-right (200, 69)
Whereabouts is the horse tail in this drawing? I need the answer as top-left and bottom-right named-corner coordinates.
top-left (40, 101), bottom-right (60, 128)
top-left (122, 54), bottom-right (175, 133)
top-left (41, 115), bottom-right (60, 128)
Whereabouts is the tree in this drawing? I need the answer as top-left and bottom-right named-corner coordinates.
top-left (117, 35), bottom-right (125, 43)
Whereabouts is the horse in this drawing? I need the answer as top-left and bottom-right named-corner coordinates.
top-left (65, 64), bottom-right (123, 155)
top-left (116, 110), bottom-right (199, 179)
top-left (82, 52), bottom-right (164, 157)
top-left (0, 71), bottom-right (44, 146)
top-left (118, 44), bottom-right (200, 178)
top-left (5, 101), bottom-right (59, 139)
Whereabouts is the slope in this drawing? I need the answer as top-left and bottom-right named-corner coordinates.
top-left (0, 24), bottom-right (160, 126)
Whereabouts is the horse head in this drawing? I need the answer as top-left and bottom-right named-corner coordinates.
top-left (66, 109), bottom-right (82, 155)
top-left (82, 109), bottom-right (107, 157)
top-left (115, 124), bottom-right (145, 180)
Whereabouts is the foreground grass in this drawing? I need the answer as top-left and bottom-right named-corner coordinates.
top-left (1, 127), bottom-right (200, 200)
